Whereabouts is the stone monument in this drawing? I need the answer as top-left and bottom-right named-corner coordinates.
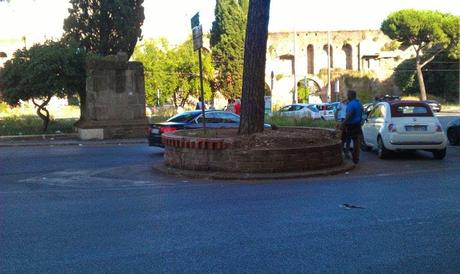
top-left (76, 53), bottom-right (148, 140)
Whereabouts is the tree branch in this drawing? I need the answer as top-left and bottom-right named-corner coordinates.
top-left (421, 48), bottom-right (444, 68)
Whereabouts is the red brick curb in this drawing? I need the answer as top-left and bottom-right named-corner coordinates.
top-left (162, 133), bottom-right (233, 150)
top-left (161, 128), bottom-right (344, 173)
top-left (152, 161), bottom-right (355, 181)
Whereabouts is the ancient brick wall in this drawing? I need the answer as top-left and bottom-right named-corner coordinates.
top-left (265, 30), bottom-right (413, 105)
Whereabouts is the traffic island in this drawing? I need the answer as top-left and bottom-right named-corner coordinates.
top-left (155, 127), bottom-right (354, 180)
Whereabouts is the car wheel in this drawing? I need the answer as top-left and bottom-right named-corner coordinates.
top-left (377, 136), bottom-right (390, 159)
top-left (447, 128), bottom-right (460, 145)
top-left (360, 137), bottom-right (372, 152)
top-left (432, 148), bottom-right (446, 160)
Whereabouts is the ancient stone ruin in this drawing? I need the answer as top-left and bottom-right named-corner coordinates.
top-left (76, 56), bottom-right (148, 140)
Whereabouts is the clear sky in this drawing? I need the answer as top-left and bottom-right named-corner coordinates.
top-left (1, 0), bottom-right (459, 46)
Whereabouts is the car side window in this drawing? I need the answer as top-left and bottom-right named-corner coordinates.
top-left (197, 113), bottom-right (222, 123)
top-left (368, 107), bottom-right (378, 119)
top-left (280, 106), bottom-right (292, 112)
top-left (378, 105), bottom-right (386, 118)
top-left (292, 105), bottom-right (303, 111)
top-left (215, 112), bottom-right (240, 123)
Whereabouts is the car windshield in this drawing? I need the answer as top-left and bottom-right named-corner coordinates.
top-left (391, 104), bottom-right (433, 117)
top-left (167, 112), bottom-right (199, 122)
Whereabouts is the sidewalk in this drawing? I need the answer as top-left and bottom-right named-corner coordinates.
top-left (0, 133), bottom-right (147, 147)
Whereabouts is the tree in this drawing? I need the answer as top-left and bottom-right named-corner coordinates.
top-left (394, 53), bottom-right (459, 101)
top-left (381, 9), bottom-right (460, 100)
top-left (210, 0), bottom-right (248, 99)
top-left (0, 41), bottom-right (86, 132)
top-left (133, 38), bottom-right (214, 109)
top-left (63, 0), bottom-right (145, 58)
top-left (238, 0), bottom-right (271, 135)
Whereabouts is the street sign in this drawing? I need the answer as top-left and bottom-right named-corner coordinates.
top-left (192, 25), bottom-right (203, 51)
top-left (191, 12), bottom-right (200, 29)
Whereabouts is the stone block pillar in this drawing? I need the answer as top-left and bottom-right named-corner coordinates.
top-left (76, 58), bottom-right (148, 139)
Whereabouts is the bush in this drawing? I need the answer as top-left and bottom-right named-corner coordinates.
top-left (266, 115), bottom-right (336, 128)
top-left (0, 116), bottom-right (77, 136)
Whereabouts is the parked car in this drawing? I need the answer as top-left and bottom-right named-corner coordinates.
top-left (446, 118), bottom-right (460, 145)
top-left (314, 103), bottom-right (336, 120)
top-left (361, 101), bottom-right (447, 159)
top-left (375, 95), bottom-right (401, 102)
top-left (273, 104), bottom-right (321, 119)
top-left (423, 100), bottom-right (442, 112)
top-left (147, 110), bottom-right (270, 147)
top-left (362, 96), bottom-right (400, 120)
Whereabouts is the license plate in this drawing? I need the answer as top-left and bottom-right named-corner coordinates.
top-left (405, 125), bottom-right (427, 131)
top-left (151, 128), bottom-right (160, 134)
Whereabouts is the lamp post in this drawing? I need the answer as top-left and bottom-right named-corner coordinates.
top-left (293, 26), bottom-right (298, 104)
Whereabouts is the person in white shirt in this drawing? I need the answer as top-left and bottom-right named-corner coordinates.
top-left (335, 99), bottom-right (351, 158)
top-left (195, 97), bottom-right (206, 110)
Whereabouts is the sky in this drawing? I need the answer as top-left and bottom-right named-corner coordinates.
top-left (0, 0), bottom-right (459, 46)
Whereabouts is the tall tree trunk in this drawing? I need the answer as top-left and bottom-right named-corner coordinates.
top-left (238, 0), bottom-right (271, 135)
top-left (99, 1), bottom-right (110, 56)
top-left (32, 97), bottom-right (51, 133)
top-left (415, 54), bottom-right (427, 101)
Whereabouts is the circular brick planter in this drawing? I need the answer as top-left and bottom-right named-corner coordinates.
top-left (162, 127), bottom-right (343, 174)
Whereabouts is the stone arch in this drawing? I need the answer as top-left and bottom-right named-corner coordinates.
top-left (264, 82), bottom-right (271, 96)
top-left (342, 44), bottom-right (353, 70)
top-left (323, 44), bottom-right (333, 68)
top-left (307, 44), bottom-right (314, 74)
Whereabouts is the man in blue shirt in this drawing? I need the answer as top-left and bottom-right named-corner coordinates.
top-left (341, 90), bottom-right (363, 164)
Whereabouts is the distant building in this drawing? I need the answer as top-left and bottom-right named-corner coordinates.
top-left (265, 30), bottom-right (415, 107)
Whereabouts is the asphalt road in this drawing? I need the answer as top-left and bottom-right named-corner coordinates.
top-left (1, 115), bottom-right (459, 273)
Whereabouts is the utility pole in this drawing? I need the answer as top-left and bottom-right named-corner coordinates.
top-left (293, 26), bottom-right (298, 104)
top-left (327, 30), bottom-right (331, 103)
top-left (157, 89), bottom-right (160, 107)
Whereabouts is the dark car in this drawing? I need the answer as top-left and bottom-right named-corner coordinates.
top-left (147, 110), bottom-right (270, 147)
top-left (376, 95), bottom-right (400, 102)
top-left (447, 118), bottom-right (460, 145)
top-left (423, 100), bottom-right (442, 112)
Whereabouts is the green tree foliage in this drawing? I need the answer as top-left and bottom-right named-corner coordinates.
top-left (394, 53), bottom-right (459, 101)
top-left (133, 38), bottom-right (214, 109)
top-left (0, 41), bottom-right (85, 132)
top-left (210, 0), bottom-right (248, 98)
top-left (381, 9), bottom-right (460, 100)
top-left (63, 0), bottom-right (145, 58)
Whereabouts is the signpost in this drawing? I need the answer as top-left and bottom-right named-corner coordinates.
top-left (191, 12), bottom-right (206, 133)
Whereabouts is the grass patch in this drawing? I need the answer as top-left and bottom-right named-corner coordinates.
top-left (0, 116), bottom-right (78, 136)
top-left (266, 115), bottom-right (336, 128)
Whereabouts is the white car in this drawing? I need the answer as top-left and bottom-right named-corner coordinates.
top-left (274, 104), bottom-right (321, 119)
top-left (313, 103), bottom-right (336, 120)
top-left (362, 101), bottom-right (447, 159)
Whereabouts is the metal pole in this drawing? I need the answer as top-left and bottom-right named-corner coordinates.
top-left (157, 89), bottom-right (160, 107)
top-left (198, 48), bottom-right (207, 134)
top-left (327, 30), bottom-right (331, 103)
top-left (293, 28), bottom-right (298, 104)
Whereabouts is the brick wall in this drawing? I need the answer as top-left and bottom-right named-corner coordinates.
top-left (163, 128), bottom-right (343, 173)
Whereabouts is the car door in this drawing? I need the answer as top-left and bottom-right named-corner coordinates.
top-left (278, 105), bottom-right (293, 117)
top-left (290, 105), bottom-right (304, 117)
top-left (374, 104), bottom-right (387, 141)
top-left (362, 106), bottom-right (379, 147)
top-left (215, 112), bottom-right (240, 128)
top-left (188, 112), bottom-right (222, 129)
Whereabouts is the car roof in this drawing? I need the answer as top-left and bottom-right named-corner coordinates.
top-left (387, 100), bottom-right (428, 106)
